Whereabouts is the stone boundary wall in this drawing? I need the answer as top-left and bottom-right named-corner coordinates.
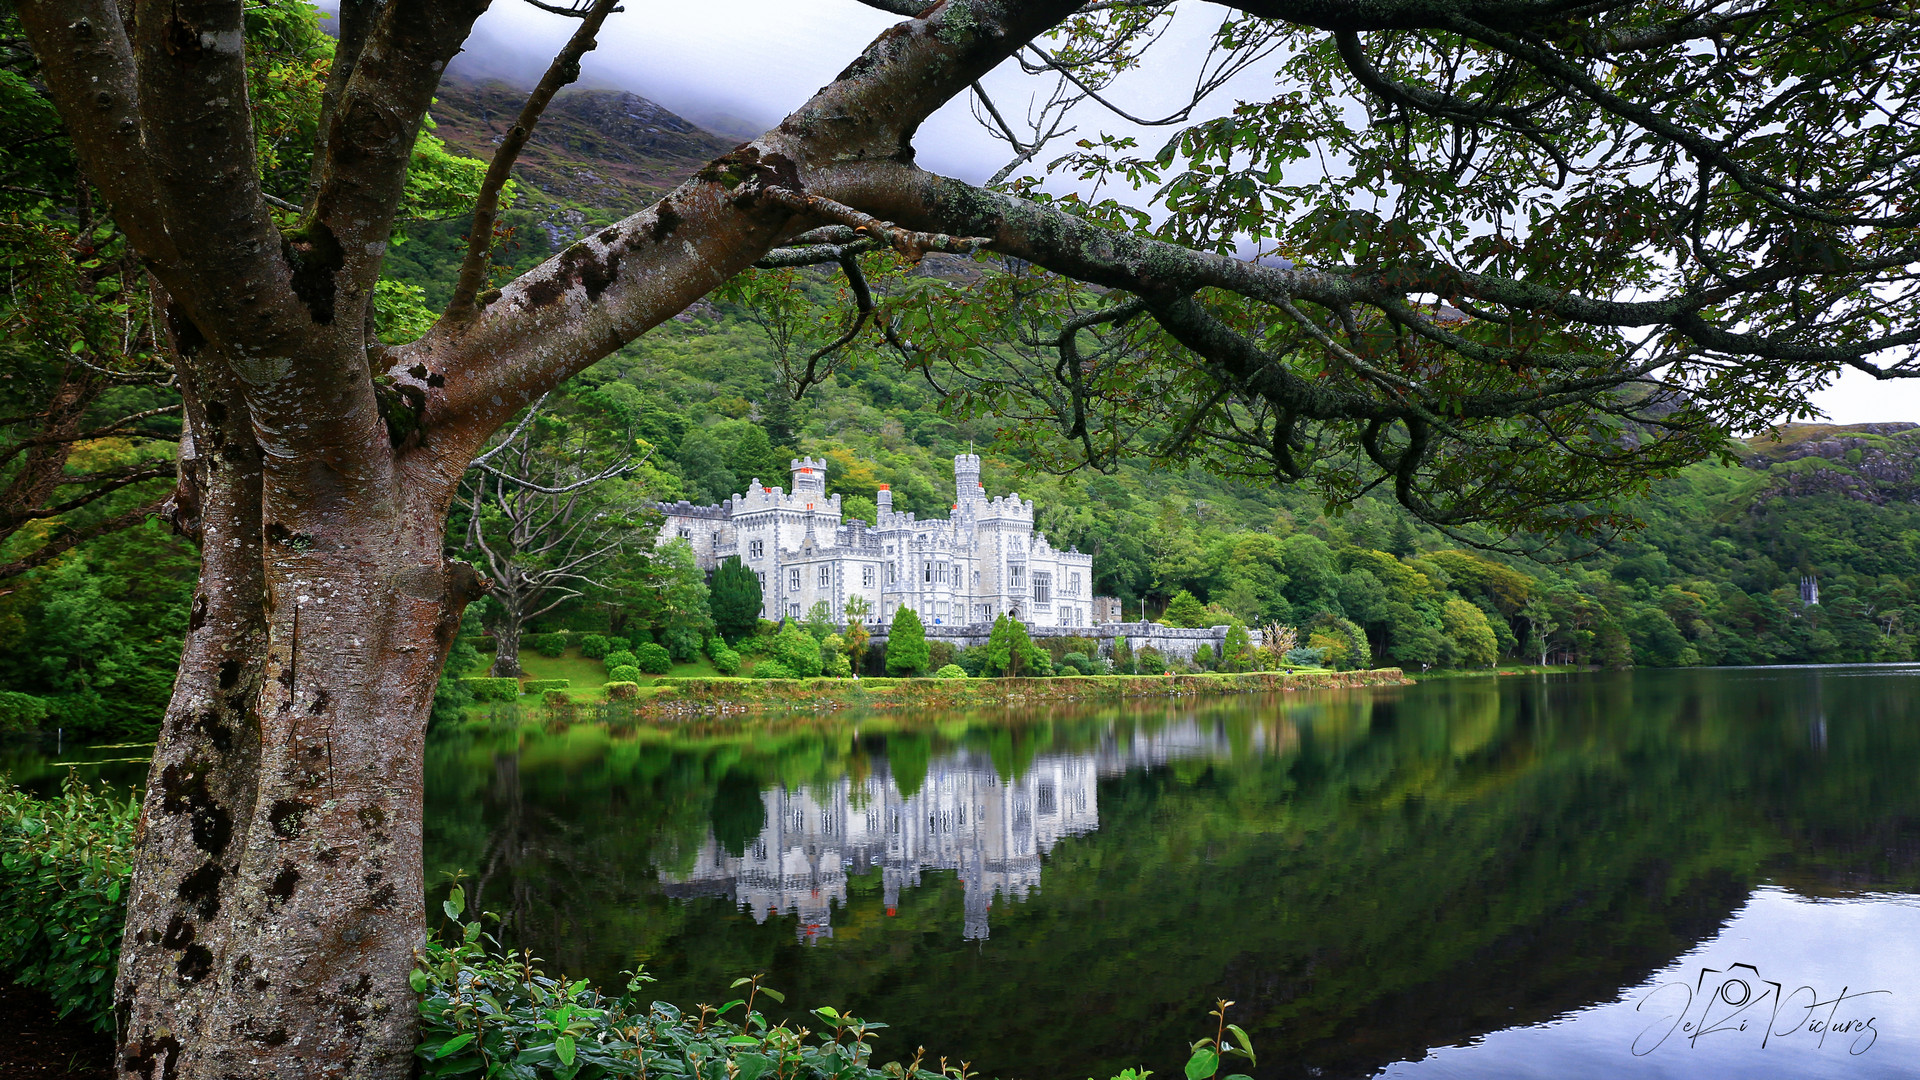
top-left (866, 621), bottom-right (1260, 663)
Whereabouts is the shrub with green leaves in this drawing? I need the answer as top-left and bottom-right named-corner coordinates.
top-left (710, 646), bottom-right (741, 676)
top-left (530, 631), bottom-right (569, 658)
top-left (0, 690), bottom-right (51, 732)
top-left (414, 889), bottom-right (1258, 1080)
top-left (608, 665), bottom-right (642, 683)
top-left (750, 660), bottom-right (793, 680)
top-left (1059, 651), bottom-right (1095, 675)
top-left (932, 664), bottom-right (968, 679)
top-left (633, 642), bottom-right (673, 675)
top-left (0, 778), bottom-right (137, 1033)
top-left (1136, 647), bottom-right (1167, 675)
top-left (461, 677), bottom-right (521, 703)
top-left (578, 634), bottom-right (612, 660)
top-left (605, 681), bottom-right (640, 701)
top-left (604, 649), bottom-right (637, 671)
top-left (524, 679), bottom-right (570, 694)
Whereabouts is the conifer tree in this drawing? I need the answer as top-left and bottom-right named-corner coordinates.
top-left (710, 556), bottom-right (763, 644)
top-left (885, 605), bottom-right (929, 677)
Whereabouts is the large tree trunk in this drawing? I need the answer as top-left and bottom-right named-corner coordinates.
top-left (116, 358), bottom-right (484, 1079)
top-left (488, 610), bottom-right (525, 678)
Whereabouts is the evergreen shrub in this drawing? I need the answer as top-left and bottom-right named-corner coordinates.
top-left (523, 679), bottom-right (570, 694)
top-left (578, 634), bottom-right (612, 660)
top-left (633, 643), bottom-right (673, 675)
top-left (751, 660), bottom-right (794, 680)
top-left (604, 649), bottom-right (637, 671)
top-left (530, 632), bottom-right (568, 658)
top-left (605, 682), bottom-right (640, 700)
top-left (710, 646), bottom-right (741, 676)
top-left (461, 677), bottom-right (520, 702)
top-left (933, 664), bottom-right (968, 678)
top-left (608, 665), bottom-right (643, 683)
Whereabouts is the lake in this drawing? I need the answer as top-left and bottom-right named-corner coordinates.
top-left (10, 666), bottom-right (1920, 1078)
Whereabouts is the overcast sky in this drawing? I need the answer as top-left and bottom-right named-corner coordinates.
top-left (402, 0), bottom-right (1920, 426)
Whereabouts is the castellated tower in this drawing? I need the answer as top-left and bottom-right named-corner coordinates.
top-left (954, 453), bottom-right (983, 506)
top-left (790, 456), bottom-right (828, 499)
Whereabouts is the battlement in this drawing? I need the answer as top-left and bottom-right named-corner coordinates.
top-left (659, 501), bottom-right (728, 520)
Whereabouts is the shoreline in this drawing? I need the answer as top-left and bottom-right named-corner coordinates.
top-left (592, 668), bottom-right (1411, 718)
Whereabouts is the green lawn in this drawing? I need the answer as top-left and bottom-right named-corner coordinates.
top-left (514, 648), bottom-right (725, 701)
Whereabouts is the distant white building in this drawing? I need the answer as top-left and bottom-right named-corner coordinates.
top-left (657, 454), bottom-right (1096, 628)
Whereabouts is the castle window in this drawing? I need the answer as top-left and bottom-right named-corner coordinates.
top-left (756, 571), bottom-right (766, 590)
top-left (818, 566), bottom-right (831, 587)
top-left (923, 562), bottom-right (932, 583)
top-left (678, 527), bottom-right (692, 540)
top-left (887, 565), bottom-right (898, 584)
top-left (788, 569), bottom-right (801, 592)
top-left (973, 570), bottom-right (980, 587)
top-left (863, 566), bottom-right (875, 587)
top-left (1033, 572), bottom-right (1051, 604)
top-left (788, 603), bottom-right (800, 617)
top-left (1068, 572), bottom-right (1080, 596)
top-left (1009, 565), bottom-right (1024, 588)
top-left (749, 539), bottom-right (764, 558)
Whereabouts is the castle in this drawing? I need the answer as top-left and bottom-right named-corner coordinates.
top-left (657, 454), bottom-right (1098, 629)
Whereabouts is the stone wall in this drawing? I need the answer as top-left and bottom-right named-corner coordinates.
top-left (868, 620), bottom-right (1259, 664)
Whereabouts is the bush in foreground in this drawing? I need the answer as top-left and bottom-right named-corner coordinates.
top-left (633, 643), bottom-right (674, 675)
top-left (417, 888), bottom-right (1259, 1080)
top-left (524, 679), bottom-right (570, 694)
top-left (0, 778), bottom-right (136, 1033)
top-left (932, 664), bottom-right (968, 679)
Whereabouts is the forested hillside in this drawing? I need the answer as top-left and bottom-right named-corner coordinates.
top-left (4, 73), bottom-right (1918, 739)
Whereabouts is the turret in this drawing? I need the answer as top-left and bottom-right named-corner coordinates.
top-left (954, 453), bottom-right (982, 505)
top-left (790, 456), bottom-right (827, 498)
top-left (877, 483), bottom-right (892, 515)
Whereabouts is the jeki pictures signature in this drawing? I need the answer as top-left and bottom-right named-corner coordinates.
top-left (1632, 962), bottom-right (1889, 1056)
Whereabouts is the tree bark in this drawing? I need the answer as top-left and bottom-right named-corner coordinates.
top-left (488, 608), bottom-right (525, 679)
top-left (116, 347), bottom-right (489, 1079)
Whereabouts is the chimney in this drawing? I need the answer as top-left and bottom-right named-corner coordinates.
top-left (877, 483), bottom-right (892, 515)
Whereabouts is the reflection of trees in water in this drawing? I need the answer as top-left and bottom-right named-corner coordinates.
top-left (422, 672), bottom-right (1920, 1080)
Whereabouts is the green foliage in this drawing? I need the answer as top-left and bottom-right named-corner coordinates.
top-left (1111, 636), bottom-right (1135, 675)
top-left (604, 650), bottom-right (637, 671)
top-left (633, 643), bottom-right (674, 675)
top-left (1220, 622), bottom-right (1255, 673)
top-left (1163, 590), bottom-right (1210, 628)
top-left (803, 601), bottom-right (836, 641)
top-left (418, 889), bottom-right (1025, 1080)
top-left (608, 665), bottom-right (644, 683)
top-left (771, 624), bottom-right (825, 679)
top-left (1193, 643), bottom-right (1216, 671)
top-left (932, 664), bottom-right (969, 679)
top-left (710, 557), bottom-right (764, 644)
top-left (1059, 651), bottom-right (1095, 675)
top-left (462, 678), bottom-right (521, 703)
top-left (578, 635), bottom-right (612, 660)
top-left (0, 690), bottom-right (49, 733)
top-left (884, 606), bottom-right (929, 677)
top-left (0, 778), bottom-right (137, 1033)
top-left (1136, 647), bottom-right (1167, 675)
top-left (432, 641), bottom-right (485, 726)
top-left (709, 646), bottom-right (742, 677)
top-left (750, 660), bottom-right (794, 680)
top-left (605, 682), bottom-right (640, 701)
top-left (524, 679), bottom-right (571, 694)
top-left (530, 632), bottom-right (569, 659)
top-left (819, 635), bottom-right (853, 678)
top-left (982, 614), bottom-right (1049, 677)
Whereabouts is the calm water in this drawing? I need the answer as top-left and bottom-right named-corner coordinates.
top-left (10, 667), bottom-right (1920, 1078)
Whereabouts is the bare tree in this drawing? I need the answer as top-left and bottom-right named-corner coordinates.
top-left (12, 0), bottom-right (1920, 1075)
top-left (460, 394), bottom-right (651, 676)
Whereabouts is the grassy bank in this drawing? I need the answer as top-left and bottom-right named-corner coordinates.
top-left (588, 668), bottom-right (1411, 717)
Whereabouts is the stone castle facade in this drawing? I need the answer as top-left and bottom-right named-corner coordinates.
top-left (657, 454), bottom-right (1097, 629)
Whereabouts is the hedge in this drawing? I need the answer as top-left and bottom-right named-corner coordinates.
top-left (461, 677), bottom-right (521, 702)
top-left (522, 679), bottom-right (570, 694)
top-left (604, 681), bottom-right (640, 700)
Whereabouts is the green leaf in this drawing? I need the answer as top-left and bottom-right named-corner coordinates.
top-left (434, 1032), bottom-right (475, 1059)
top-left (1184, 1049), bottom-right (1219, 1080)
top-left (734, 1052), bottom-right (774, 1080)
top-left (758, 988), bottom-right (786, 1004)
top-left (556, 1035), bottom-right (576, 1065)
top-left (443, 884), bottom-right (466, 921)
top-left (1225, 1025), bottom-right (1255, 1065)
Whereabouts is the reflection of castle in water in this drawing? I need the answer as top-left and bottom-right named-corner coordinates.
top-left (660, 720), bottom-right (1264, 942)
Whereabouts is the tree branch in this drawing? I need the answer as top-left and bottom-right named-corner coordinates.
top-left (446, 0), bottom-right (622, 321)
